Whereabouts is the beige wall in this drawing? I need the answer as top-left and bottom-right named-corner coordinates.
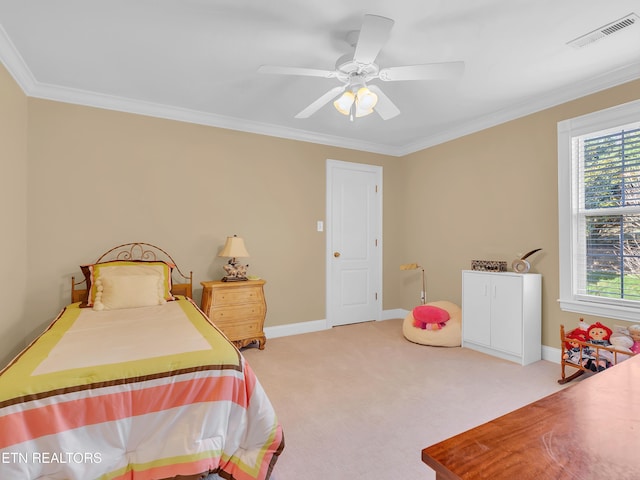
top-left (2, 57), bottom-right (639, 363)
top-left (23, 98), bottom-right (404, 345)
top-left (403, 79), bottom-right (640, 348)
top-left (0, 63), bottom-right (28, 367)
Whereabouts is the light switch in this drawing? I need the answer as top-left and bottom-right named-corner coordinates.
top-left (317, 221), bottom-right (324, 232)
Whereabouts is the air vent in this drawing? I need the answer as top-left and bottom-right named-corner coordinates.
top-left (567, 13), bottom-right (639, 49)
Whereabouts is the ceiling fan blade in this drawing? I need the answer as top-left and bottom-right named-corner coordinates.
top-left (295, 86), bottom-right (346, 119)
top-left (258, 65), bottom-right (337, 78)
top-left (353, 14), bottom-right (394, 65)
top-left (368, 85), bottom-right (400, 120)
top-left (378, 61), bottom-right (465, 81)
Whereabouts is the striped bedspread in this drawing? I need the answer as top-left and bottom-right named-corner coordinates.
top-left (0, 297), bottom-right (284, 480)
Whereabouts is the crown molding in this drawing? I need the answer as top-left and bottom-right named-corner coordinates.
top-left (398, 62), bottom-right (640, 156)
top-left (0, 26), bottom-right (400, 156)
top-left (0, 24), bottom-right (37, 92)
top-left (28, 80), bottom-right (401, 155)
top-left (2, 24), bottom-right (638, 158)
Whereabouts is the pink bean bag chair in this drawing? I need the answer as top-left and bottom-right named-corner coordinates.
top-left (402, 300), bottom-right (462, 347)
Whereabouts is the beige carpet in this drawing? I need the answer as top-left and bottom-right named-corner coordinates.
top-left (242, 318), bottom-right (568, 480)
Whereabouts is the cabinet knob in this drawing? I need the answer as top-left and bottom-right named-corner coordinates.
top-left (334, 251), bottom-right (341, 257)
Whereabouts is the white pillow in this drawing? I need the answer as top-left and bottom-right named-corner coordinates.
top-left (93, 274), bottom-right (166, 311)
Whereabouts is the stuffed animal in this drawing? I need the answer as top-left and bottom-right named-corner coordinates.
top-left (564, 328), bottom-right (588, 351)
top-left (608, 326), bottom-right (634, 364)
top-left (585, 322), bottom-right (617, 370)
top-left (587, 322), bottom-right (613, 346)
top-left (628, 324), bottom-right (640, 354)
top-left (563, 340), bottom-right (602, 371)
top-left (563, 329), bottom-right (595, 368)
top-left (610, 326), bottom-right (633, 351)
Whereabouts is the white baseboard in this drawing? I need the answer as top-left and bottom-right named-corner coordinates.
top-left (265, 319), bottom-right (328, 339)
top-left (264, 309), bottom-right (408, 339)
top-left (381, 308), bottom-right (409, 320)
top-left (542, 345), bottom-right (561, 364)
top-left (265, 310), bottom-right (563, 367)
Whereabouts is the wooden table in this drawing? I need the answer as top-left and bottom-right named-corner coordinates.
top-left (422, 354), bottom-right (640, 480)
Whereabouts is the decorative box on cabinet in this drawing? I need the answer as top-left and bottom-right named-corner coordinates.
top-left (462, 270), bottom-right (541, 365)
top-left (200, 280), bottom-right (267, 350)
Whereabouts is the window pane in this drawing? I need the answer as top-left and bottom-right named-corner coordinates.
top-left (583, 127), bottom-right (640, 209)
top-left (585, 214), bottom-right (640, 301)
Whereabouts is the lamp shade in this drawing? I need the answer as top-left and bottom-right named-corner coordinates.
top-left (218, 235), bottom-right (250, 258)
top-left (356, 87), bottom-right (377, 111)
top-left (333, 91), bottom-right (355, 115)
top-left (334, 87), bottom-right (377, 118)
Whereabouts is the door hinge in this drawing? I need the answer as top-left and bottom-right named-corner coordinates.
top-left (375, 292), bottom-right (378, 300)
top-left (375, 184), bottom-right (379, 193)
top-left (375, 238), bottom-right (378, 247)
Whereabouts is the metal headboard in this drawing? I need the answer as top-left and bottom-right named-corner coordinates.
top-left (71, 242), bottom-right (193, 302)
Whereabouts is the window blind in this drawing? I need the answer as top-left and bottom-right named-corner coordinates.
top-left (576, 124), bottom-right (640, 301)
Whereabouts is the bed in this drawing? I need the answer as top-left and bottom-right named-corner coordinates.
top-left (0, 243), bottom-right (284, 480)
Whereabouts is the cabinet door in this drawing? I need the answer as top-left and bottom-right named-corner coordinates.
top-left (490, 275), bottom-right (523, 355)
top-left (462, 273), bottom-right (491, 346)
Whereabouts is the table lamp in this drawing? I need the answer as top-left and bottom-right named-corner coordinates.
top-left (218, 235), bottom-right (250, 282)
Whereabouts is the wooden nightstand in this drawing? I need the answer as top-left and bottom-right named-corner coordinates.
top-left (200, 279), bottom-right (267, 350)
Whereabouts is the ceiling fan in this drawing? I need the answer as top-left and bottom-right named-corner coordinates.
top-left (258, 14), bottom-right (465, 121)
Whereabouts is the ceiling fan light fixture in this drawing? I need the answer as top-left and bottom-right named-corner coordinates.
top-left (259, 14), bottom-right (466, 122)
top-left (354, 86), bottom-right (378, 117)
top-left (356, 86), bottom-right (378, 110)
top-left (355, 107), bottom-right (375, 118)
top-left (333, 91), bottom-right (355, 115)
top-left (334, 86), bottom-right (378, 118)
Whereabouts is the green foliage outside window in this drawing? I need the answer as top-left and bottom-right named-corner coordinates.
top-left (583, 127), bottom-right (640, 301)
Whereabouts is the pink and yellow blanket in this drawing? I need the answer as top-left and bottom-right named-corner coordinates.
top-left (0, 297), bottom-right (283, 479)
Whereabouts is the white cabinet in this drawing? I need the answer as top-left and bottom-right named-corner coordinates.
top-left (462, 270), bottom-right (541, 365)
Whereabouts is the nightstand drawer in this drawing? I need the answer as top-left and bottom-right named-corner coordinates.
top-left (211, 287), bottom-right (262, 306)
top-left (209, 304), bottom-right (265, 323)
top-left (216, 318), bottom-right (262, 341)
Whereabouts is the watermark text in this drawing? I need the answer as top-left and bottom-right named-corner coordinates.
top-left (1, 451), bottom-right (102, 464)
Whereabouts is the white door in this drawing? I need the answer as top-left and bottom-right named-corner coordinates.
top-left (326, 160), bottom-right (382, 327)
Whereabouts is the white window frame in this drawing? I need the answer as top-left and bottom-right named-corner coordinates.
top-left (558, 99), bottom-right (640, 323)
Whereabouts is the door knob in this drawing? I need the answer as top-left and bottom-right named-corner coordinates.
top-left (334, 252), bottom-right (341, 257)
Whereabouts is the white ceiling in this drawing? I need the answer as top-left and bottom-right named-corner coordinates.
top-left (1, 0), bottom-right (639, 156)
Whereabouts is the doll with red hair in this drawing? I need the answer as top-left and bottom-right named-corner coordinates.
top-left (564, 328), bottom-right (588, 351)
top-left (586, 322), bottom-right (614, 371)
top-left (563, 328), bottom-right (596, 367)
top-left (587, 322), bottom-right (613, 346)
